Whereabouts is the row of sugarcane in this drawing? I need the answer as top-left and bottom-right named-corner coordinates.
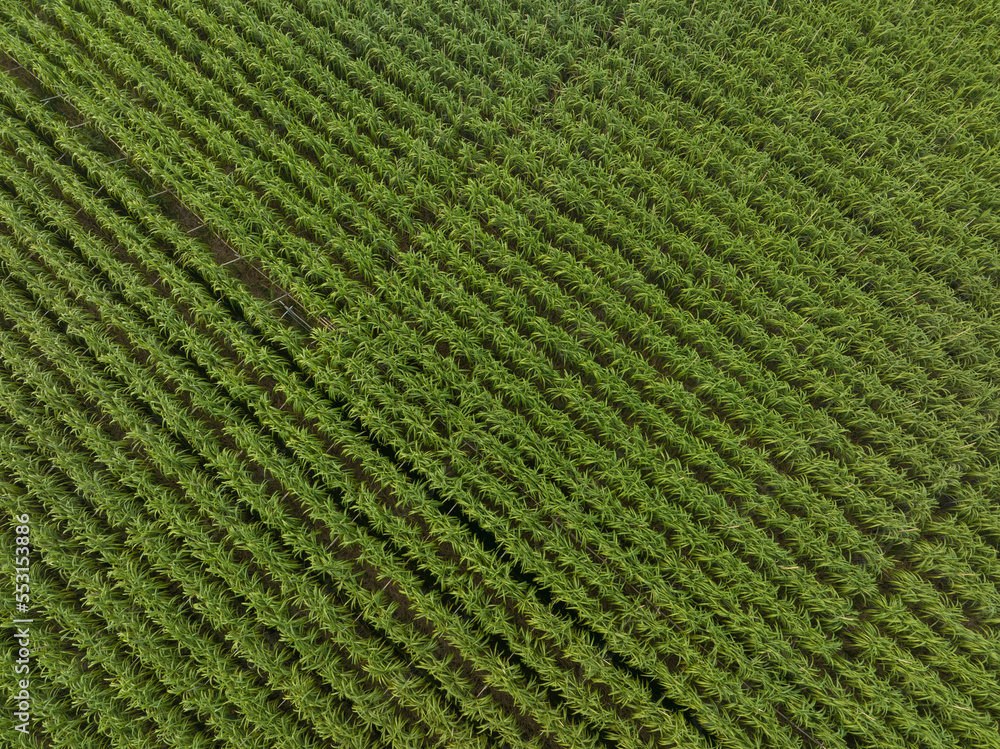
top-left (0, 116), bottom-right (646, 749)
top-left (0, 85), bottom-right (721, 749)
top-left (590, 0), bottom-right (1000, 604)
top-left (366, 1), bottom-right (1000, 736)
top-left (0, 269), bottom-right (371, 749)
top-left (3, 57), bottom-right (988, 748)
top-left (35, 0), bottom-right (1000, 664)
top-left (618, 8), bottom-right (1000, 371)
top-left (0, 445), bottom-right (222, 749)
top-left (300, 0), bottom-right (1000, 644)
top-left (17, 0), bottom-right (1000, 724)
top-left (532, 11), bottom-right (1000, 457)
top-left (0, 48), bottom-right (796, 748)
top-left (5, 0), bottom-right (1000, 740)
top-left (0, 77), bottom-right (524, 748)
top-left (105, 5), bottom-right (964, 732)
top-left (378, 0), bottom-right (1000, 584)
top-left (637, 0), bottom-right (1000, 186)
top-left (0, 175), bottom-right (568, 749)
top-left (0, 166), bottom-right (806, 748)
top-left (123, 0), bottom-right (1000, 508)
top-left (476, 99), bottom-right (1000, 596)
top-left (230, 0), bottom-right (1000, 736)
top-left (213, 0), bottom-right (998, 540)
top-left (376, 2), bottom-right (1000, 732)
top-left (359, 226), bottom-right (1000, 745)
top-left (397, 0), bottom-right (1000, 283)
top-left (227, 0), bottom-right (1000, 548)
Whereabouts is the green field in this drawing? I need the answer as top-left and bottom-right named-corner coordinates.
top-left (2, 0), bottom-right (1000, 747)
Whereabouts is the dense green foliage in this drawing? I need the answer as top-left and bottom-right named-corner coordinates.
top-left (2, 0), bottom-right (1000, 747)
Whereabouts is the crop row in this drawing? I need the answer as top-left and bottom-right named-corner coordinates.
top-left (3, 0), bottom-right (1000, 746)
